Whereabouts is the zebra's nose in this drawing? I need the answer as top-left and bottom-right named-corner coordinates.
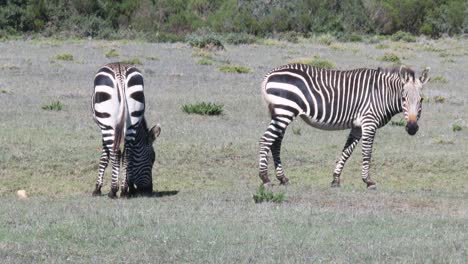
top-left (406, 122), bottom-right (419, 136)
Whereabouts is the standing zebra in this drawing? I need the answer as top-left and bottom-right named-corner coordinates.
top-left (259, 64), bottom-right (430, 189)
top-left (92, 62), bottom-right (161, 198)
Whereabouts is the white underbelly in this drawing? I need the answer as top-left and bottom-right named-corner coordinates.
top-left (300, 115), bottom-right (352, 131)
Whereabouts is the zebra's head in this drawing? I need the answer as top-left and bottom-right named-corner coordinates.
top-left (399, 66), bottom-right (430, 136)
top-left (146, 124), bottom-right (161, 167)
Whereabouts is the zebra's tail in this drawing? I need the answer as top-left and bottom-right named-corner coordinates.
top-left (113, 81), bottom-right (127, 153)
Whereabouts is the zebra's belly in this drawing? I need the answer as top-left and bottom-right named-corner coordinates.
top-left (300, 115), bottom-right (353, 131)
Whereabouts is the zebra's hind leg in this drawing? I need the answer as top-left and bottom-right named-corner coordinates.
top-left (259, 115), bottom-right (293, 186)
top-left (93, 147), bottom-right (110, 196)
top-left (120, 147), bottom-right (129, 198)
top-left (108, 149), bottom-right (121, 199)
top-left (331, 127), bottom-right (362, 188)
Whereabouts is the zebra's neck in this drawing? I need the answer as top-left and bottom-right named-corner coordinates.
top-left (375, 73), bottom-right (404, 125)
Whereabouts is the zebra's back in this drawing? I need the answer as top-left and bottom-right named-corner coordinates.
top-left (262, 64), bottom-right (378, 130)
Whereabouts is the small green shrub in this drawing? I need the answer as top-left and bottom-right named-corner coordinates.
top-left (192, 50), bottom-right (213, 59)
top-left (390, 118), bottom-right (406, 126)
top-left (391, 31), bottom-right (416, 42)
top-left (197, 59), bottom-right (213, 65)
top-left (292, 127), bottom-right (301, 135)
top-left (431, 76), bottom-right (448, 83)
top-left (276, 31), bottom-right (301, 43)
top-left (421, 96), bottom-right (430, 103)
top-left (187, 30), bottom-right (224, 50)
top-left (253, 185), bottom-right (286, 204)
top-left (433, 96), bottom-right (445, 103)
top-left (182, 102), bottom-right (223, 115)
top-left (292, 58), bottom-right (335, 69)
top-left (452, 124), bottom-right (462, 132)
top-left (224, 33), bottom-right (257, 45)
top-left (375, 44), bottom-right (390, 49)
top-left (380, 53), bottom-right (401, 64)
top-left (42, 101), bottom-right (63, 111)
top-left (121, 58), bottom-right (143, 65)
top-left (219, 65), bottom-right (252, 73)
top-left (318, 34), bottom-right (334, 45)
top-left (105, 49), bottom-right (119, 58)
top-left (54, 53), bottom-right (74, 61)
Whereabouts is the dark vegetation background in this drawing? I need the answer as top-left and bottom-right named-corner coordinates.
top-left (1, 0), bottom-right (467, 41)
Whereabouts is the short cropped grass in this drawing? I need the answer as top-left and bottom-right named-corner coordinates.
top-left (54, 53), bottom-right (74, 61)
top-left (197, 58), bottom-right (214, 65)
top-left (182, 102), bottom-right (223, 115)
top-left (219, 65), bottom-right (252, 73)
top-left (41, 101), bottom-right (63, 111)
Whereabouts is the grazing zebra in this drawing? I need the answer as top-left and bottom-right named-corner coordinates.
top-left (92, 62), bottom-right (161, 198)
top-left (259, 64), bottom-right (430, 189)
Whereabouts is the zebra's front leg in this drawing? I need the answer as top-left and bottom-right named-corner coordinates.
top-left (361, 125), bottom-right (377, 189)
top-left (108, 149), bottom-right (121, 198)
top-left (93, 147), bottom-right (110, 196)
top-left (331, 127), bottom-right (362, 188)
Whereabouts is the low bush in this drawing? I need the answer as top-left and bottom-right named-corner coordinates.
top-left (42, 101), bottom-right (63, 111)
top-left (105, 49), bottom-right (119, 58)
top-left (186, 30), bottom-right (224, 50)
top-left (54, 53), bottom-right (74, 61)
top-left (380, 53), bottom-right (401, 64)
top-left (182, 102), bottom-right (223, 115)
top-left (391, 31), bottom-right (416, 42)
top-left (223, 33), bottom-right (257, 45)
top-left (452, 124), bottom-right (462, 132)
top-left (318, 34), bottom-right (334, 45)
top-left (253, 185), bottom-right (286, 204)
top-left (218, 65), bottom-right (252, 73)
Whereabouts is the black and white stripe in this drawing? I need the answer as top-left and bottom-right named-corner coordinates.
top-left (92, 62), bottom-right (161, 198)
top-left (259, 64), bottom-right (430, 189)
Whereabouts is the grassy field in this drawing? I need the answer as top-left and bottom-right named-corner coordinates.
top-left (0, 37), bottom-right (467, 263)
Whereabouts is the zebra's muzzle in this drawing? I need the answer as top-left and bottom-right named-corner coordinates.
top-left (406, 122), bottom-right (419, 136)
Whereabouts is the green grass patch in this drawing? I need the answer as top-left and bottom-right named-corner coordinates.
top-left (54, 53), bottom-right (74, 61)
top-left (219, 65), bottom-right (252, 74)
top-left (145, 56), bottom-right (160, 61)
top-left (224, 33), bottom-right (257, 45)
top-left (391, 31), bottom-right (416, 42)
top-left (439, 52), bottom-right (449, 57)
top-left (380, 53), bottom-right (401, 64)
top-left (121, 58), bottom-right (143, 65)
top-left (42, 101), bottom-right (63, 111)
top-left (292, 127), bottom-right (301, 135)
top-left (291, 57), bottom-right (335, 69)
top-left (105, 49), bottom-right (119, 58)
top-left (375, 43), bottom-right (390, 49)
top-left (431, 75), bottom-right (448, 83)
top-left (182, 102), bottom-right (223, 115)
top-left (197, 58), bottom-right (214, 65)
top-left (452, 124), bottom-right (462, 132)
top-left (253, 185), bottom-right (286, 203)
top-left (318, 34), bottom-right (334, 45)
top-left (390, 118), bottom-right (406, 127)
top-left (187, 31), bottom-right (224, 50)
top-left (433, 95), bottom-right (445, 103)
top-left (1, 89), bottom-right (11, 94)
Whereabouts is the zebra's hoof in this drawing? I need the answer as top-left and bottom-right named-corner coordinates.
top-left (107, 191), bottom-right (118, 199)
top-left (279, 178), bottom-right (289, 186)
top-left (262, 182), bottom-right (273, 189)
top-left (367, 184), bottom-right (377, 190)
top-left (331, 181), bottom-right (341, 188)
top-left (120, 191), bottom-right (129, 198)
top-left (92, 190), bottom-right (101, 196)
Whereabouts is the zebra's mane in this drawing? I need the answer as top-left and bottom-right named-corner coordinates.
top-left (377, 66), bottom-right (415, 80)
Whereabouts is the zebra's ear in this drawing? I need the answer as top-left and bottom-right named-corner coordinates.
top-left (419, 67), bottom-right (430, 85)
top-left (149, 124), bottom-right (161, 143)
top-left (399, 65), bottom-right (411, 83)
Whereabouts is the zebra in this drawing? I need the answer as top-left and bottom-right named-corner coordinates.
top-left (259, 64), bottom-right (430, 189)
top-left (92, 62), bottom-right (161, 198)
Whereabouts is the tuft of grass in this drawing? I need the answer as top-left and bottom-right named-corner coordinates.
top-left (434, 138), bottom-right (454, 145)
top-left (390, 118), bottom-right (406, 127)
top-left (1, 89), bottom-right (11, 94)
top-left (380, 53), bottom-right (401, 64)
top-left (192, 50), bottom-right (213, 59)
top-left (145, 56), bottom-right (160, 61)
top-left (121, 58), bottom-right (143, 65)
top-left (438, 52), bottom-right (449, 57)
top-left (42, 101), bottom-right (63, 111)
top-left (431, 76), bottom-right (448, 83)
top-left (187, 32), bottom-right (224, 50)
top-left (292, 127), bottom-right (301, 135)
top-left (219, 65), bottom-right (252, 74)
top-left (452, 124), bottom-right (462, 132)
top-left (433, 96), bottom-right (445, 103)
top-left (182, 102), bottom-right (223, 116)
top-left (197, 58), bottom-right (214, 65)
top-left (253, 185), bottom-right (286, 204)
top-left (318, 34), bottom-right (334, 45)
top-left (105, 49), bottom-right (119, 58)
top-left (375, 43), bottom-right (390, 49)
top-left (54, 53), bottom-right (74, 61)
top-left (292, 57), bottom-right (335, 69)
top-left (391, 31), bottom-right (416, 42)
top-left (421, 96), bottom-right (430, 103)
